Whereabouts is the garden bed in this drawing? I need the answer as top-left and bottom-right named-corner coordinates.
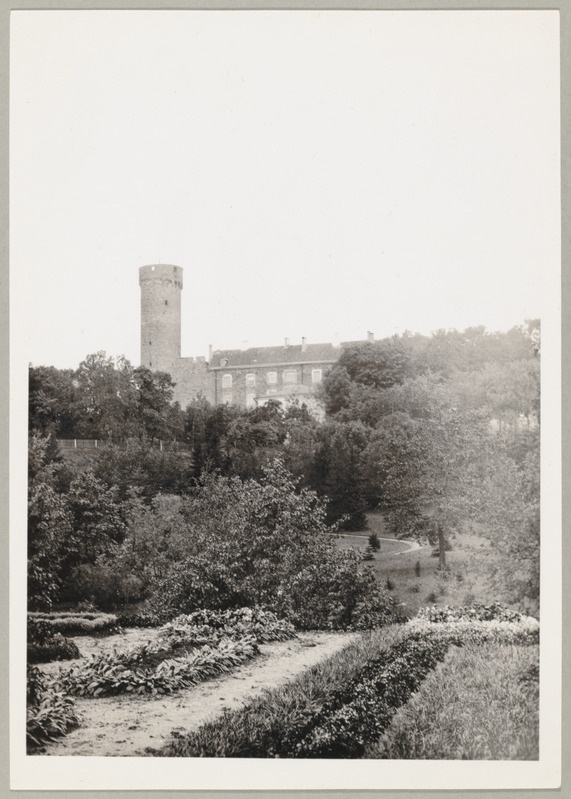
top-left (37, 631), bottom-right (358, 756)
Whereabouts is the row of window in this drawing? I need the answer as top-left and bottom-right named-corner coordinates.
top-left (221, 369), bottom-right (322, 390)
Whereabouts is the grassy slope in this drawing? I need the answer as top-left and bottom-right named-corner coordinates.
top-left (340, 513), bottom-right (504, 617)
top-left (364, 642), bottom-right (539, 760)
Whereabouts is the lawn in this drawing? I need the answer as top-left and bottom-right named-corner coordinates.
top-left (337, 513), bottom-right (500, 617)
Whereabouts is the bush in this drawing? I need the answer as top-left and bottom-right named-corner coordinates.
top-left (403, 608), bottom-right (539, 648)
top-left (28, 634), bottom-right (80, 664)
top-left (160, 608), bottom-right (296, 647)
top-left (27, 667), bottom-right (79, 752)
top-left (368, 533), bottom-right (381, 552)
top-left (274, 550), bottom-right (396, 631)
top-left (144, 463), bottom-right (396, 631)
top-left (116, 612), bottom-right (163, 629)
top-left (68, 562), bottom-right (144, 610)
top-left (27, 618), bottom-right (81, 663)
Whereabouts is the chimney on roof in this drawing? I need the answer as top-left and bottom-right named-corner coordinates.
top-left (208, 344), bottom-right (213, 361)
top-left (367, 331), bottom-right (375, 342)
top-left (301, 337), bottom-right (308, 353)
top-left (285, 337), bottom-right (289, 347)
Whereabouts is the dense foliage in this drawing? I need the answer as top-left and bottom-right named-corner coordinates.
top-left (28, 322), bottom-right (540, 617)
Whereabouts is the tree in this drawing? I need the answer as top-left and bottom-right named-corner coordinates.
top-left (222, 400), bottom-right (287, 479)
top-left (59, 471), bottom-right (127, 597)
top-left (321, 338), bottom-right (412, 422)
top-left (29, 365), bottom-right (78, 437)
top-left (312, 421), bottom-right (370, 530)
top-left (132, 366), bottom-right (177, 441)
top-left (475, 427), bottom-right (540, 608)
top-left (362, 376), bottom-right (487, 568)
top-left (183, 399), bottom-right (241, 476)
top-left (73, 352), bottom-right (137, 441)
top-left (27, 434), bottom-right (73, 610)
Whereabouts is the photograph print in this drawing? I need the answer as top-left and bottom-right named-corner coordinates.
top-left (10, 8), bottom-right (561, 792)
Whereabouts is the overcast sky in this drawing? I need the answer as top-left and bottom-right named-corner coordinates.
top-left (11, 10), bottom-right (560, 370)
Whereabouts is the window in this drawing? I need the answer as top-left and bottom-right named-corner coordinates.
top-left (312, 369), bottom-right (323, 384)
top-left (246, 392), bottom-right (256, 408)
top-left (222, 391), bottom-right (233, 405)
top-left (267, 371), bottom-right (277, 385)
top-left (246, 373), bottom-right (256, 387)
top-left (222, 374), bottom-right (233, 389)
top-left (283, 370), bottom-right (297, 384)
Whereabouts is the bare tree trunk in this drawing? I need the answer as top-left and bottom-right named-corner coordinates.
top-left (437, 523), bottom-right (447, 570)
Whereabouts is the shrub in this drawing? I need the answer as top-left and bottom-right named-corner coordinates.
top-left (68, 562), bottom-right (144, 610)
top-left (368, 533), bottom-right (381, 552)
top-left (403, 609), bottom-right (539, 648)
top-left (140, 462), bottom-right (396, 631)
top-left (414, 560), bottom-right (421, 577)
top-left (274, 551), bottom-right (396, 631)
top-left (116, 612), bottom-right (163, 629)
top-left (159, 608), bottom-right (296, 647)
top-left (27, 618), bottom-right (81, 664)
top-left (27, 667), bottom-right (79, 752)
top-left (28, 634), bottom-right (80, 664)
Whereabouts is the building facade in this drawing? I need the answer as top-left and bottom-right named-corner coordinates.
top-left (139, 264), bottom-right (371, 414)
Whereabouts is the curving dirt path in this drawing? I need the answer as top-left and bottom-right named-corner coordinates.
top-left (41, 630), bottom-right (359, 757)
top-left (338, 534), bottom-right (420, 556)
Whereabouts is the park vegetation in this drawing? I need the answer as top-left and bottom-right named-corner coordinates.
top-left (26, 323), bottom-right (541, 757)
top-left (28, 321), bottom-right (540, 617)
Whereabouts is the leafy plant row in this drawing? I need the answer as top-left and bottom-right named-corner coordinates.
top-left (28, 611), bottom-right (119, 635)
top-left (404, 616), bottom-right (539, 646)
top-left (155, 608), bottom-right (539, 758)
top-left (27, 667), bottom-right (79, 752)
top-left (62, 637), bottom-right (259, 698)
top-left (159, 607), bottom-right (296, 647)
top-left (416, 602), bottom-right (524, 624)
top-left (58, 608), bottom-right (296, 698)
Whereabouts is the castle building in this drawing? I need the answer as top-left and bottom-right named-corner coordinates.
top-left (139, 264), bottom-right (372, 414)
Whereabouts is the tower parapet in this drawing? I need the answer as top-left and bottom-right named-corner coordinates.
top-left (139, 264), bottom-right (183, 372)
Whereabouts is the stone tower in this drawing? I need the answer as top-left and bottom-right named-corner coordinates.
top-left (139, 264), bottom-right (183, 373)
